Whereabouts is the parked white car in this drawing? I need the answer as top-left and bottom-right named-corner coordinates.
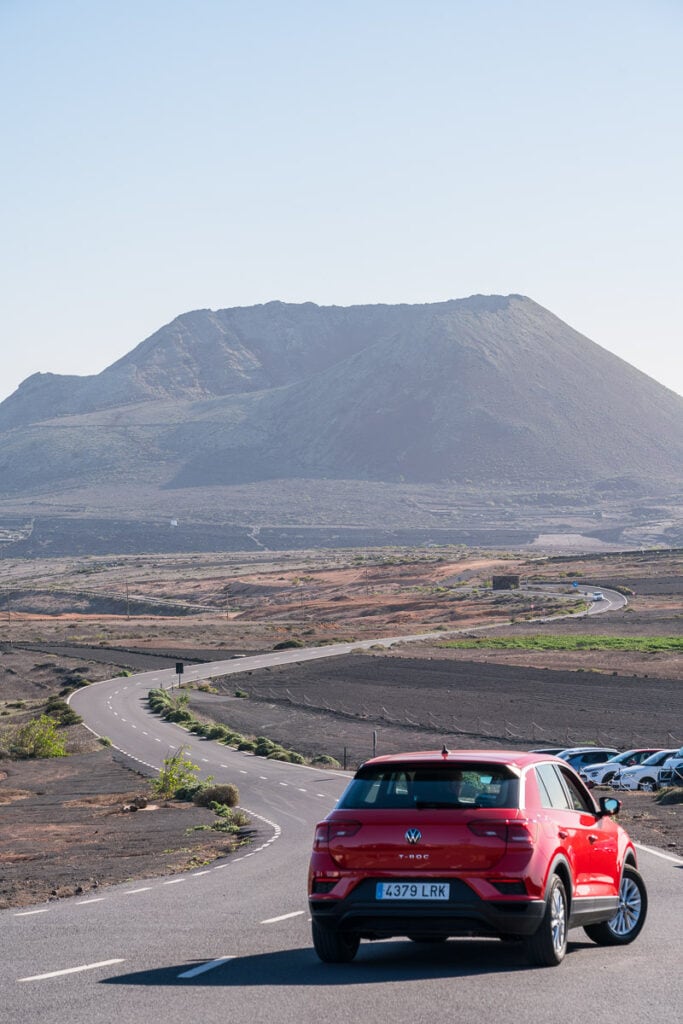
top-left (556, 746), bottom-right (619, 773)
top-left (658, 746), bottom-right (683, 787)
top-left (581, 749), bottom-right (662, 787)
top-left (612, 750), bottom-right (676, 792)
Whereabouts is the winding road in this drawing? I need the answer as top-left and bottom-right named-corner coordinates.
top-left (4, 591), bottom-right (682, 1024)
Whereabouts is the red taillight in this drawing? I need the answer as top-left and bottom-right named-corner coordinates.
top-left (468, 820), bottom-right (537, 848)
top-left (468, 821), bottom-right (508, 841)
top-left (313, 821), bottom-right (361, 849)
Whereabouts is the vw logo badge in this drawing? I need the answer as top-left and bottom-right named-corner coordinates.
top-left (405, 828), bottom-right (422, 845)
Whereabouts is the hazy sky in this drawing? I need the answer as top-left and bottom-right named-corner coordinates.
top-left (2, 0), bottom-right (682, 401)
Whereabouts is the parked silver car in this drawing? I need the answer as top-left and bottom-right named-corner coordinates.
top-left (611, 750), bottom-right (676, 791)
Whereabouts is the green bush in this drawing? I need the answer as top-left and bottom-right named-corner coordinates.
top-left (237, 740), bottom-right (256, 752)
top-left (44, 696), bottom-right (83, 727)
top-left (234, 689), bottom-right (249, 698)
top-left (6, 715), bottom-right (67, 758)
top-left (205, 725), bottom-right (229, 740)
top-left (151, 746), bottom-right (200, 798)
top-left (273, 638), bottom-right (304, 650)
top-left (254, 738), bottom-right (278, 756)
top-left (311, 754), bottom-right (342, 768)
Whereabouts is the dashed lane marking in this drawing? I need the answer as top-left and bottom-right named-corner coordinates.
top-left (298, 788), bottom-right (307, 792)
top-left (76, 898), bottom-right (106, 905)
top-left (14, 909), bottom-right (49, 917)
top-left (239, 770), bottom-right (247, 774)
top-left (163, 878), bottom-right (186, 885)
top-left (178, 956), bottom-right (235, 979)
top-left (19, 959), bottom-right (124, 982)
top-left (124, 887), bottom-right (152, 895)
top-left (279, 782), bottom-right (288, 787)
top-left (261, 910), bottom-right (305, 924)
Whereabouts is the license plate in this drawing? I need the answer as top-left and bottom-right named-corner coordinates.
top-left (376, 882), bottom-right (450, 900)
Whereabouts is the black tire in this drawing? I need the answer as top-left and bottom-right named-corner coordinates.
top-left (523, 875), bottom-right (568, 967)
top-left (602, 771), bottom-right (616, 784)
top-left (638, 777), bottom-right (658, 793)
top-left (311, 921), bottom-right (360, 963)
top-left (583, 865), bottom-right (648, 946)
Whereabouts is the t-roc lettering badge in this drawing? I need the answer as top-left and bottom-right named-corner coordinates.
top-left (405, 828), bottom-right (422, 844)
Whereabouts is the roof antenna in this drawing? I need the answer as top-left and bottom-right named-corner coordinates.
top-left (441, 744), bottom-right (449, 759)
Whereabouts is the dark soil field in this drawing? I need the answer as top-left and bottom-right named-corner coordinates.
top-left (190, 651), bottom-right (681, 767)
top-left (0, 750), bottom-right (256, 910)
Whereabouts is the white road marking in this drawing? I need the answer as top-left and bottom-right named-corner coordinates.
top-left (77, 898), bottom-right (106, 905)
top-left (19, 959), bottom-right (124, 982)
top-left (192, 870), bottom-right (210, 877)
top-left (239, 770), bottom-right (247, 774)
top-left (155, 737), bottom-right (161, 742)
top-left (279, 782), bottom-right (288, 787)
top-left (124, 887), bottom-right (152, 894)
top-left (259, 775), bottom-right (268, 780)
top-left (163, 878), bottom-right (186, 885)
top-left (202, 758), bottom-right (209, 762)
top-left (636, 842), bottom-right (683, 864)
top-left (142, 731), bottom-right (148, 736)
top-left (178, 956), bottom-right (235, 979)
top-left (316, 794), bottom-right (325, 798)
top-left (298, 788), bottom-right (307, 792)
top-left (14, 909), bottom-right (49, 917)
top-left (220, 764), bottom-right (228, 768)
top-left (261, 910), bottom-right (305, 924)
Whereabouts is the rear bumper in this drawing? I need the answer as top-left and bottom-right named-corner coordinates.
top-left (309, 878), bottom-right (546, 940)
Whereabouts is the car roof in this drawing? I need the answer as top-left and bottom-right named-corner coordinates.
top-left (361, 749), bottom-right (561, 771)
top-left (557, 746), bottom-right (619, 756)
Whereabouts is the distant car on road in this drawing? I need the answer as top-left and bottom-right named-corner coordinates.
top-left (556, 747), bottom-right (620, 773)
top-left (592, 591), bottom-right (605, 601)
top-left (612, 750), bottom-right (676, 791)
top-left (581, 749), bottom-right (663, 788)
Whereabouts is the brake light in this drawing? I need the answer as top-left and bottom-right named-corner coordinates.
top-left (468, 821), bottom-right (508, 841)
top-left (468, 820), bottom-right (537, 847)
top-left (313, 821), bottom-right (361, 849)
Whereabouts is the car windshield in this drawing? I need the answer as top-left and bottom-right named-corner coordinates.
top-left (337, 762), bottom-right (519, 810)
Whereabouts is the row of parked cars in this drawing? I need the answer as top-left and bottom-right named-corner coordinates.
top-left (531, 745), bottom-right (683, 791)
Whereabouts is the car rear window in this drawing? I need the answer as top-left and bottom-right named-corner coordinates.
top-left (337, 762), bottom-right (519, 810)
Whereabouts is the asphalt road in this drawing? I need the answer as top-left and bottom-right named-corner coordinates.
top-left (6, 592), bottom-right (682, 1024)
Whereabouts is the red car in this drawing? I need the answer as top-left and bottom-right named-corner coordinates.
top-left (309, 748), bottom-right (647, 967)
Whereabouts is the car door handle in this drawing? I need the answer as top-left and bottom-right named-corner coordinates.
top-left (558, 830), bottom-right (568, 839)
top-left (588, 834), bottom-right (598, 844)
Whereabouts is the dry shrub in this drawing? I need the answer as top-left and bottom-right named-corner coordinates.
top-left (193, 783), bottom-right (240, 808)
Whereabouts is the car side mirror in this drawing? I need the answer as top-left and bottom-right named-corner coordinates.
top-left (599, 796), bottom-right (621, 817)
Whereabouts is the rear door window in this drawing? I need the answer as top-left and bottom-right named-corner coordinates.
top-left (535, 764), bottom-right (571, 810)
